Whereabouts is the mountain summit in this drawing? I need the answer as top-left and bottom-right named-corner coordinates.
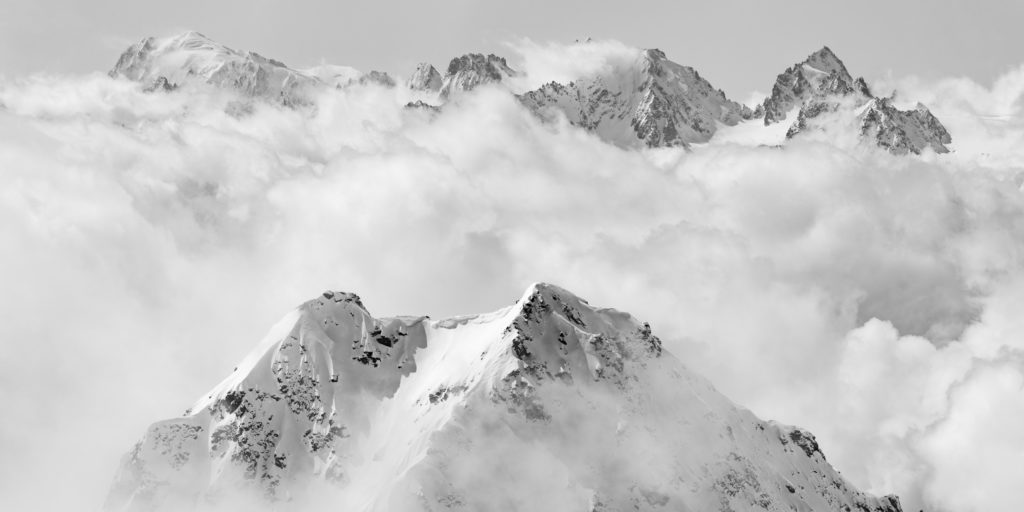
top-left (758, 46), bottom-right (951, 154)
top-left (109, 31), bottom-right (320, 105)
top-left (438, 53), bottom-right (518, 98)
top-left (110, 33), bottom-right (952, 154)
top-left (105, 283), bottom-right (903, 512)
top-left (520, 48), bottom-right (755, 149)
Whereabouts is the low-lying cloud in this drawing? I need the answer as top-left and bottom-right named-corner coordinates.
top-left (1, 40), bottom-right (1023, 512)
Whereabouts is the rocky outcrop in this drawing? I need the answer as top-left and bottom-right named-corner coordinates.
top-left (439, 53), bottom-right (517, 98)
top-left (407, 63), bottom-right (442, 93)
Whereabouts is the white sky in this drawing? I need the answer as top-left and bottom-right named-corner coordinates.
top-left (1, 0), bottom-right (1022, 100)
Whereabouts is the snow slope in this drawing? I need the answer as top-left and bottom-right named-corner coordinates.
top-left (109, 31), bottom-right (322, 105)
top-left (105, 284), bottom-right (903, 512)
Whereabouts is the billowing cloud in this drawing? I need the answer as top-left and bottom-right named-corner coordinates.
top-left (1, 41), bottom-right (1023, 512)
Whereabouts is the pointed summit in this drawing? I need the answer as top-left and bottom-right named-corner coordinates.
top-left (803, 46), bottom-right (847, 75)
top-left (760, 45), bottom-right (951, 154)
top-left (407, 62), bottom-right (442, 93)
top-left (760, 45), bottom-right (870, 125)
top-left (520, 47), bottom-right (753, 149)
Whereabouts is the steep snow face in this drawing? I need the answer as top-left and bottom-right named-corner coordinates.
top-left (520, 49), bottom-right (754, 149)
top-left (761, 46), bottom-right (952, 154)
top-left (109, 32), bottom-right (321, 104)
top-left (407, 63), bottom-right (442, 93)
top-left (439, 53), bottom-right (517, 99)
top-left (105, 284), bottom-right (903, 512)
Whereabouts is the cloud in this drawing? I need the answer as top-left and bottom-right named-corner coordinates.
top-left (1, 42), bottom-right (1024, 512)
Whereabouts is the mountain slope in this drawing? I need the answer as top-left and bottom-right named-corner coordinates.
top-left (407, 63), bottom-right (443, 93)
top-left (520, 49), bottom-right (754, 149)
top-left (438, 53), bottom-right (517, 99)
top-left (109, 32), bottom-right (395, 104)
top-left (109, 31), bottom-right (322, 105)
top-left (105, 283), bottom-right (903, 512)
top-left (759, 47), bottom-right (952, 154)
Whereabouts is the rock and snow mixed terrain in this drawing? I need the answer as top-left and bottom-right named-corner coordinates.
top-left (106, 284), bottom-right (903, 512)
top-left (520, 49), bottom-right (755, 148)
top-left (110, 32), bottom-right (394, 105)
top-left (759, 47), bottom-right (952, 154)
top-left (110, 32), bottom-right (952, 154)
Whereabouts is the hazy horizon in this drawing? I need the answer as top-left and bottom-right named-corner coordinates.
top-left (2, 0), bottom-right (1023, 101)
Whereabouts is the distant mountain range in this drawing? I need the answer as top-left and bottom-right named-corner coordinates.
top-left (109, 32), bottom-right (952, 155)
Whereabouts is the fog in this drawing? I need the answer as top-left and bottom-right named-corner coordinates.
top-left (1, 41), bottom-right (1022, 511)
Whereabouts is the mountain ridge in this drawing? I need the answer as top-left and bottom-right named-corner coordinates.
top-left (108, 32), bottom-right (952, 154)
top-left (105, 282), bottom-right (904, 512)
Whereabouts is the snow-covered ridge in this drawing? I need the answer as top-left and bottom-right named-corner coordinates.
top-left (110, 32), bottom-right (950, 154)
top-left (520, 48), bottom-right (755, 149)
top-left (105, 283), bottom-right (903, 512)
top-left (109, 32), bottom-right (395, 105)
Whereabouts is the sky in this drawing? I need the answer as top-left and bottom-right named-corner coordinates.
top-left (2, 0), bottom-right (1024, 101)
top-left (2, 3), bottom-right (1024, 512)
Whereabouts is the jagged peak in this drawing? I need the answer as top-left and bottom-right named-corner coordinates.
top-left (643, 48), bottom-right (668, 61)
top-left (407, 62), bottom-right (442, 92)
top-left (412, 62), bottom-right (439, 74)
top-left (445, 53), bottom-right (515, 77)
top-left (803, 45), bottom-right (848, 75)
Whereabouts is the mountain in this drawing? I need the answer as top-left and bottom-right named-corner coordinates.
top-left (110, 32), bottom-right (394, 105)
top-left (407, 63), bottom-right (443, 93)
top-left (109, 33), bottom-right (952, 154)
top-left (520, 49), bottom-right (754, 149)
top-left (104, 283), bottom-right (903, 512)
top-left (759, 46), bottom-right (872, 124)
top-left (109, 31), bottom-right (322, 105)
top-left (438, 53), bottom-right (517, 99)
top-left (759, 47), bottom-right (952, 154)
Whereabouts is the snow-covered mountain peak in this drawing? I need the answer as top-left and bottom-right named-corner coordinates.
top-left (106, 283), bottom-right (905, 512)
top-left (110, 31), bottom-right (321, 104)
top-left (760, 45), bottom-right (870, 125)
top-left (520, 47), bottom-right (754, 148)
top-left (803, 46), bottom-right (848, 76)
top-left (757, 46), bottom-right (952, 153)
top-left (439, 53), bottom-right (517, 98)
top-left (407, 62), bottom-right (442, 92)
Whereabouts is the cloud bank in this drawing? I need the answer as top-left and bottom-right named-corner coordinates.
top-left (1, 40), bottom-right (1023, 512)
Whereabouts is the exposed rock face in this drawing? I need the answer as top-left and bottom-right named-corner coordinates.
top-left (761, 46), bottom-right (951, 154)
top-left (105, 283), bottom-right (903, 512)
top-left (356, 70), bottom-right (396, 88)
top-left (439, 53), bottom-right (517, 98)
top-left (761, 46), bottom-right (871, 124)
top-left (860, 99), bottom-right (953, 154)
top-left (407, 63), bottom-right (442, 93)
top-left (108, 32), bottom-right (952, 155)
top-left (520, 49), bottom-right (754, 149)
